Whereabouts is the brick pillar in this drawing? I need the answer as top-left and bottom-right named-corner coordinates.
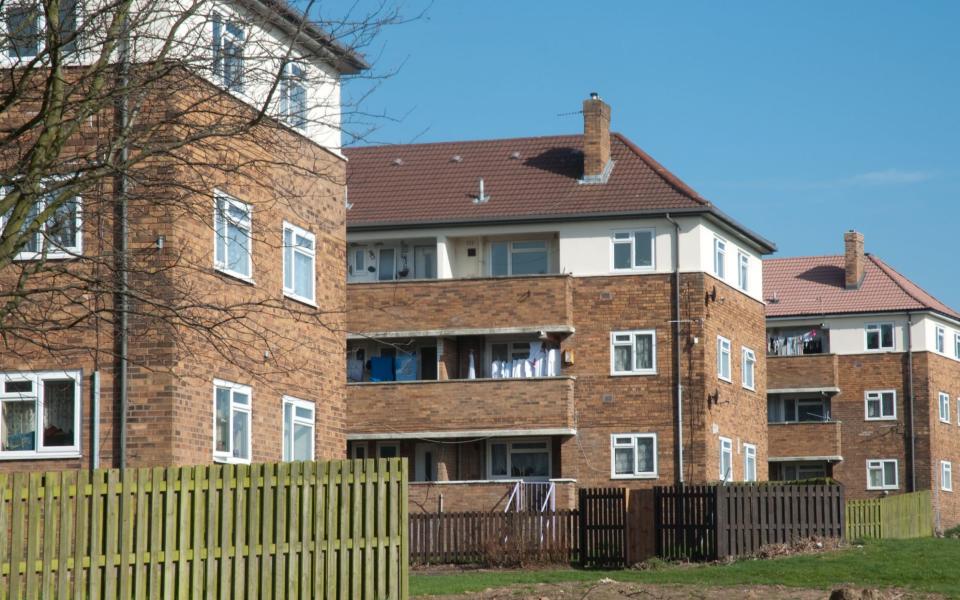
top-left (844, 230), bottom-right (864, 289)
top-left (582, 93), bottom-right (611, 180)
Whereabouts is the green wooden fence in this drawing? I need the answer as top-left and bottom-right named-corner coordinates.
top-left (0, 459), bottom-right (408, 599)
top-left (845, 490), bottom-right (932, 540)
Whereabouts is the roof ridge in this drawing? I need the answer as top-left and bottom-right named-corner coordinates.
top-left (611, 132), bottom-right (711, 207)
top-left (345, 133), bottom-right (582, 152)
top-left (766, 253), bottom-right (845, 262)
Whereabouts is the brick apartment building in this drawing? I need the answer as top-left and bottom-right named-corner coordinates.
top-left (343, 95), bottom-right (777, 512)
top-left (0, 0), bottom-right (363, 470)
top-left (765, 231), bottom-right (960, 529)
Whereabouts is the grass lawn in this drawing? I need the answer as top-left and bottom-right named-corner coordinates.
top-left (410, 537), bottom-right (960, 597)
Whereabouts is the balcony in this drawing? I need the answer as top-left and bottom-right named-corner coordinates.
top-left (346, 275), bottom-right (574, 337)
top-left (768, 421), bottom-right (843, 462)
top-left (767, 354), bottom-right (840, 394)
top-left (346, 376), bottom-right (576, 436)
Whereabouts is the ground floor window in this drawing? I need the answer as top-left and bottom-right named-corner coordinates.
top-left (867, 459), bottom-right (898, 490)
top-left (377, 443), bottom-right (399, 459)
top-left (776, 461), bottom-right (827, 481)
top-left (0, 371), bottom-right (81, 458)
top-left (282, 396), bottom-right (315, 462)
top-left (943, 461), bottom-right (953, 492)
top-left (213, 379), bottom-right (251, 464)
top-left (719, 437), bottom-right (733, 481)
top-left (610, 433), bottom-right (657, 479)
top-left (488, 438), bottom-right (550, 479)
top-left (744, 443), bottom-right (757, 482)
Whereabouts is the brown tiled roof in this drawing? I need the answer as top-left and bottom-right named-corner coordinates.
top-left (344, 133), bottom-right (775, 252)
top-left (764, 254), bottom-right (960, 320)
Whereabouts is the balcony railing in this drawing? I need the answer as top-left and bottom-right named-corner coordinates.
top-left (346, 274), bottom-right (573, 336)
top-left (768, 421), bottom-right (843, 461)
top-left (346, 376), bottom-right (576, 435)
top-left (767, 354), bottom-right (840, 393)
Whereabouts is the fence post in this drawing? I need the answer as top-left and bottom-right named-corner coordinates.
top-left (714, 486), bottom-right (726, 560)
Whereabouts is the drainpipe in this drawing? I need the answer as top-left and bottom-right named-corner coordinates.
top-left (906, 313), bottom-right (916, 493)
top-left (665, 214), bottom-right (683, 484)
top-left (92, 371), bottom-right (100, 469)
top-left (116, 15), bottom-right (131, 469)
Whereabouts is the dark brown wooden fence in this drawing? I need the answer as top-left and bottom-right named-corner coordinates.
top-left (655, 484), bottom-right (845, 560)
top-left (408, 510), bottom-right (578, 565)
top-left (578, 487), bottom-right (626, 568)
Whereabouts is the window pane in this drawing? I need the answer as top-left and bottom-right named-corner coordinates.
top-left (635, 335), bottom-right (653, 370)
top-left (614, 447), bottom-right (634, 475)
top-left (48, 198), bottom-right (78, 250)
top-left (869, 466), bottom-right (882, 488)
top-left (490, 443), bottom-right (507, 476)
top-left (613, 344), bottom-right (632, 373)
top-left (295, 406), bottom-right (312, 419)
top-left (233, 390), bottom-right (249, 406)
top-left (510, 450), bottom-right (548, 477)
top-left (59, 0), bottom-right (78, 53)
top-left (881, 325), bottom-right (893, 348)
top-left (293, 423), bottom-right (312, 460)
top-left (1, 400), bottom-right (35, 451)
top-left (5, 380), bottom-right (31, 394)
top-left (613, 241), bottom-right (631, 269)
top-left (215, 203), bottom-right (227, 265)
top-left (636, 437), bottom-right (654, 474)
top-left (867, 397), bottom-right (879, 419)
top-left (283, 402), bottom-right (292, 460)
top-left (283, 228), bottom-right (293, 289)
top-left (226, 221), bottom-right (250, 276)
top-left (798, 401), bottom-right (824, 422)
top-left (882, 393), bottom-right (894, 416)
top-left (883, 462), bottom-right (896, 486)
top-left (378, 249), bottom-right (395, 281)
top-left (214, 388), bottom-right (230, 453)
top-left (511, 248), bottom-right (547, 275)
top-left (378, 445), bottom-right (397, 459)
top-left (634, 231), bottom-right (652, 267)
top-left (490, 242), bottom-right (508, 276)
top-left (7, 4), bottom-right (39, 57)
top-left (42, 379), bottom-right (74, 447)
top-left (866, 329), bottom-right (879, 349)
top-left (294, 251), bottom-right (313, 298)
top-left (512, 442), bottom-right (546, 450)
top-left (232, 409), bottom-right (249, 460)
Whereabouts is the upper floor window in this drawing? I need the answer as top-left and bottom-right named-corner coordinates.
top-left (741, 347), bottom-right (756, 390)
top-left (490, 240), bottom-right (548, 276)
top-left (610, 330), bottom-right (656, 375)
top-left (865, 323), bottom-right (894, 351)
top-left (2, 182), bottom-right (82, 260)
top-left (867, 458), bottom-right (898, 490)
top-left (214, 192), bottom-right (252, 280)
top-left (737, 252), bottom-right (749, 291)
top-left (611, 229), bottom-right (654, 271)
top-left (717, 336), bottom-right (732, 382)
top-left (280, 63), bottom-right (307, 130)
top-left (719, 437), bottom-right (733, 482)
top-left (943, 461), bottom-right (953, 492)
top-left (213, 379), bottom-right (251, 464)
top-left (212, 14), bottom-right (244, 92)
top-left (488, 439), bottom-right (550, 480)
top-left (768, 396), bottom-right (830, 423)
top-left (865, 390), bottom-right (896, 421)
top-left (743, 443), bottom-right (757, 482)
top-left (282, 222), bottom-right (315, 304)
top-left (0, 370), bottom-right (81, 458)
top-left (940, 392), bottom-right (951, 424)
top-left (282, 396), bottom-right (314, 462)
top-left (3, 0), bottom-right (77, 60)
top-left (713, 237), bottom-right (726, 279)
top-left (955, 333), bottom-right (960, 359)
top-left (936, 326), bottom-right (946, 354)
top-left (610, 433), bottom-right (657, 479)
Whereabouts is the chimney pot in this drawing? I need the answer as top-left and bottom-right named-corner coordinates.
top-left (844, 230), bottom-right (865, 290)
top-left (582, 93), bottom-right (612, 182)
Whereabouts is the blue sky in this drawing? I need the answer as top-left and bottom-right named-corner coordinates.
top-left (342, 1), bottom-right (960, 308)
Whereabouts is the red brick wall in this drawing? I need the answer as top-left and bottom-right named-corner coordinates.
top-left (768, 354), bottom-right (839, 391)
top-left (768, 422), bottom-right (842, 459)
top-left (408, 481), bottom-right (577, 513)
top-left (917, 352), bottom-right (960, 530)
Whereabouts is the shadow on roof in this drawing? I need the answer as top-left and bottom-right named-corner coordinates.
top-left (522, 147), bottom-right (582, 179)
top-left (796, 265), bottom-right (845, 286)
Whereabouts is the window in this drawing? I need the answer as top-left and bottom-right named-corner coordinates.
top-left (779, 462), bottom-right (826, 480)
top-left (955, 333), bottom-right (960, 359)
top-left (282, 222), bottom-right (315, 303)
top-left (3, 0), bottom-right (77, 59)
top-left (377, 443), bottom-right (398, 459)
top-left (943, 461), bottom-right (953, 492)
top-left (741, 347), bottom-right (756, 390)
top-left (865, 390), bottom-right (896, 420)
top-left (0, 371), bottom-right (81, 458)
top-left (213, 192), bottom-right (252, 279)
top-left (212, 14), bottom-right (244, 91)
top-left (377, 248), bottom-right (396, 281)
top-left (488, 439), bottom-right (550, 480)
top-left (610, 434), bottom-right (657, 479)
top-left (351, 444), bottom-right (366, 460)
top-left (743, 443), bottom-right (757, 482)
top-left (866, 459), bottom-right (898, 490)
top-left (717, 336), bottom-right (732, 382)
top-left (490, 240), bottom-right (548, 276)
top-left (2, 182), bottom-right (83, 260)
top-left (865, 323), bottom-right (894, 351)
top-left (610, 330), bottom-right (656, 375)
top-left (213, 380), bottom-right (251, 464)
top-left (738, 252), bottom-right (749, 291)
top-left (719, 437), bottom-right (733, 482)
top-left (280, 63), bottom-right (307, 129)
top-left (713, 237), bottom-right (726, 279)
top-left (940, 392), bottom-right (951, 424)
top-left (768, 397), bottom-right (830, 423)
top-left (282, 396), bottom-right (314, 462)
top-left (611, 229), bottom-right (654, 271)
top-left (936, 326), bottom-right (946, 354)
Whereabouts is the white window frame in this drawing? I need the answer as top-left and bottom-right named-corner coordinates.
top-left (864, 390), bottom-right (897, 421)
top-left (282, 396), bottom-right (315, 462)
top-left (936, 326), bottom-right (946, 354)
top-left (489, 239), bottom-right (550, 277)
top-left (2, 180), bottom-right (83, 260)
top-left (719, 437), bottom-right (733, 482)
top-left (610, 229), bottom-right (655, 272)
top-left (1, 0), bottom-right (81, 63)
top-left (743, 443), bottom-right (757, 482)
top-left (609, 433), bottom-right (658, 479)
top-left (212, 13), bottom-right (245, 92)
top-left (741, 347), bottom-right (756, 391)
top-left (486, 438), bottom-right (552, 481)
top-left (940, 392), bottom-right (951, 424)
top-left (955, 332), bottom-right (960, 359)
top-left (737, 252), bottom-right (749, 292)
top-left (213, 191), bottom-right (253, 281)
top-left (350, 443), bottom-right (367, 460)
top-left (866, 458), bottom-right (899, 490)
top-left (609, 330), bottom-right (657, 376)
top-left (282, 221), bottom-right (316, 305)
top-left (0, 370), bottom-right (82, 459)
top-left (212, 379), bottom-right (252, 464)
top-left (717, 336), bottom-right (732, 382)
top-left (713, 237), bottom-right (726, 279)
top-left (376, 442), bottom-right (399, 459)
top-left (279, 62), bottom-right (308, 130)
top-left (864, 322), bottom-right (895, 351)
top-left (943, 461), bottom-right (953, 492)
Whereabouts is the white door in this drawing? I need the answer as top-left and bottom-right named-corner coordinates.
top-left (414, 245), bottom-right (437, 279)
top-left (348, 245), bottom-right (376, 282)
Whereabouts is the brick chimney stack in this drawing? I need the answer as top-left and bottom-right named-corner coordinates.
top-left (844, 230), bottom-right (865, 289)
top-left (582, 92), bottom-right (612, 182)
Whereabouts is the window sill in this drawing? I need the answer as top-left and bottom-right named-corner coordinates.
top-left (214, 267), bottom-right (255, 286)
top-left (865, 416), bottom-right (898, 422)
top-left (213, 456), bottom-right (251, 465)
top-left (940, 418), bottom-right (952, 425)
top-left (718, 375), bottom-right (733, 384)
top-left (14, 251), bottom-right (81, 262)
top-left (742, 384), bottom-right (756, 392)
top-left (611, 473), bottom-right (658, 480)
top-left (610, 266), bottom-right (656, 274)
top-left (610, 370), bottom-right (658, 377)
top-left (0, 452), bottom-right (81, 460)
top-left (867, 486), bottom-right (899, 491)
top-left (283, 291), bottom-right (317, 308)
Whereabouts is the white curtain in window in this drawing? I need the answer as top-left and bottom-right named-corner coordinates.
top-left (635, 335), bottom-right (652, 370)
